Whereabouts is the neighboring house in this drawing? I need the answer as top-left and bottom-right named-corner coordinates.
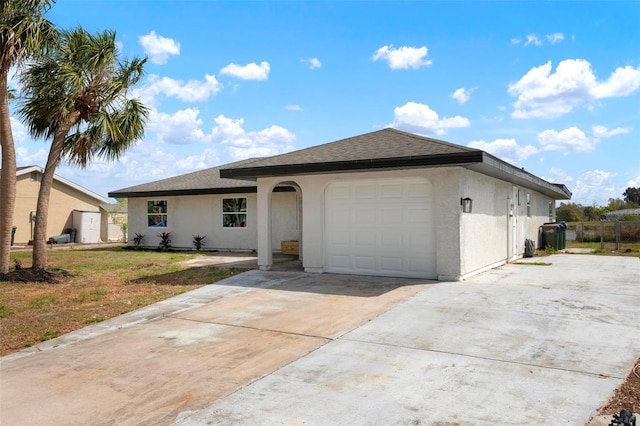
top-left (6, 165), bottom-right (112, 245)
top-left (100, 202), bottom-right (128, 242)
top-left (110, 129), bottom-right (571, 280)
top-left (602, 208), bottom-right (640, 221)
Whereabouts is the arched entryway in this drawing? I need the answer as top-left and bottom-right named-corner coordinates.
top-left (257, 180), bottom-right (303, 271)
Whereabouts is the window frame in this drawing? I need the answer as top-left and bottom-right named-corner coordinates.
top-left (222, 197), bottom-right (248, 229)
top-left (147, 200), bottom-right (168, 228)
top-left (526, 193), bottom-right (532, 218)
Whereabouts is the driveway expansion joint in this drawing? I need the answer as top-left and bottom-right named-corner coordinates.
top-left (338, 337), bottom-right (627, 380)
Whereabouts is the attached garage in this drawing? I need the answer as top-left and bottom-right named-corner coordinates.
top-left (217, 128), bottom-right (572, 280)
top-left (324, 178), bottom-right (436, 278)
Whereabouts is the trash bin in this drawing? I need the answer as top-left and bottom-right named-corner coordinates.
top-left (539, 222), bottom-right (566, 250)
top-left (11, 226), bottom-right (17, 246)
top-left (65, 228), bottom-right (77, 243)
top-left (557, 222), bottom-right (566, 250)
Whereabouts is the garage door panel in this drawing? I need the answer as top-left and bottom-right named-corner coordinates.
top-left (325, 178), bottom-right (436, 279)
top-left (381, 183), bottom-right (403, 198)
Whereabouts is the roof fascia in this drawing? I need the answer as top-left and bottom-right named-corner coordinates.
top-left (107, 185), bottom-right (295, 198)
top-left (219, 151), bottom-right (485, 179)
top-left (468, 153), bottom-right (572, 200)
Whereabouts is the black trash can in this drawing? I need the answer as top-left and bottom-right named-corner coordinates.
top-left (539, 222), bottom-right (566, 250)
top-left (11, 226), bottom-right (17, 246)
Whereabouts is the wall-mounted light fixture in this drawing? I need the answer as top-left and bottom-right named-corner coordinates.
top-left (461, 197), bottom-right (473, 213)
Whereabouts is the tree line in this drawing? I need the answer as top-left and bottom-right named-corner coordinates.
top-left (556, 187), bottom-right (640, 222)
top-left (1, 0), bottom-right (148, 275)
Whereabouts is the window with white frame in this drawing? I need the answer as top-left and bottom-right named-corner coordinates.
top-left (526, 193), bottom-right (531, 218)
top-left (548, 201), bottom-right (554, 222)
top-left (147, 200), bottom-right (168, 227)
top-left (222, 197), bottom-right (247, 228)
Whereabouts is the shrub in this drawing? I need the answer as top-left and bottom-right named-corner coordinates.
top-left (158, 232), bottom-right (171, 250)
top-left (133, 233), bottom-right (145, 248)
top-left (192, 235), bottom-right (207, 251)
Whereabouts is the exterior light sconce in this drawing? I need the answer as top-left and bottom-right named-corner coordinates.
top-left (461, 197), bottom-right (473, 213)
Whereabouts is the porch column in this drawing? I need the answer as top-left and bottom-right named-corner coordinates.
top-left (256, 179), bottom-right (272, 270)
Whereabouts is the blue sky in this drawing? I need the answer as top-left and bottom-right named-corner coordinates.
top-left (9, 1), bottom-right (640, 205)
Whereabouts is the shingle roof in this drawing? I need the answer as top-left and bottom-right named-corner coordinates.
top-left (219, 128), bottom-right (571, 200)
top-left (108, 158), bottom-right (262, 198)
top-left (221, 128), bottom-right (479, 173)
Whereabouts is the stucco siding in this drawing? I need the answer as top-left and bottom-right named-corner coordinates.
top-left (126, 192), bottom-right (297, 250)
top-left (13, 173), bottom-right (104, 244)
top-left (257, 168), bottom-right (462, 278)
top-left (459, 169), bottom-right (556, 277)
top-left (459, 169), bottom-right (511, 277)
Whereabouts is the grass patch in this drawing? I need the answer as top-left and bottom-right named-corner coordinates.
top-left (0, 247), bottom-right (248, 356)
top-left (514, 262), bottom-right (552, 266)
top-left (566, 241), bottom-right (640, 257)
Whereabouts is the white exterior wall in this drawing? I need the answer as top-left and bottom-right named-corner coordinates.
top-left (127, 192), bottom-right (297, 250)
top-left (257, 168), bottom-right (464, 278)
top-left (459, 169), bottom-right (555, 278)
top-left (257, 167), bottom-right (558, 280)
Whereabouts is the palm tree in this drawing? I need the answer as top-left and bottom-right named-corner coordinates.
top-left (0, 0), bottom-right (57, 274)
top-left (18, 27), bottom-right (148, 269)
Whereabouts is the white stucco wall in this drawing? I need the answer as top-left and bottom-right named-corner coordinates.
top-left (257, 167), bottom-right (558, 280)
top-left (459, 168), bottom-right (555, 278)
top-left (257, 168), bottom-right (464, 278)
top-left (126, 192), bottom-right (297, 250)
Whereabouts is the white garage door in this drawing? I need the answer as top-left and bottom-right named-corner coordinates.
top-left (324, 177), bottom-right (436, 279)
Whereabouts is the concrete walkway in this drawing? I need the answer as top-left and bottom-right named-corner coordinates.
top-left (1, 254), bottom-right (639, 425)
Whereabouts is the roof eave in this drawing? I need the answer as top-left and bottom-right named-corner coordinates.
top-left (467, 153), bottom-right (572, 200)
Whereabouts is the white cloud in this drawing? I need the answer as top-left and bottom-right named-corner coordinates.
top-left (538, 125), bottom-right (632, 155)
top-left (592, 125), bottom-right (631, 139)
top-left (132, 74), bottom-right (221, 107)
top-left (301, 58), bottom-right (322, 69)
top-left (571, 170), bottom-right (617, 205)
top-left (546, 167), bottom-right (575, 184)
top-left (450, 87), bottom-right (474, 104)
top-left (590, 65), bottom-right (640, 98)
top-left (546, 33), bottom-right (565, 44)
top-left (627, 176), bottom-right (640, 188)
top-left (509, 59), bottom-right (640, 119)
top-left (219, 61), bottom-right (270, 80)
top-left (467, 138), bottom-right (538, 163)
top-left (211, 115), bottom-right (296, 160)
top-left (372, 45), bottom-right (432, 70)
top-left (139, 31), bottom-right (180, 64)
top-left (537, 126), bottom-right (593, 154)
top-left (285, 105), bottom-right (302, 111)
top-left (525, 34), bottom-right (542, 46)
top-left (510, 38), bottom-right (522, 45)
top-left (147, 108), bottom-right (211, 145)
top-left (390, 102), bottom-right (470, 135)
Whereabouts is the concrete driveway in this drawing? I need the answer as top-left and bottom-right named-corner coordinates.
top-left (1, 254), bottom-right (639, 425)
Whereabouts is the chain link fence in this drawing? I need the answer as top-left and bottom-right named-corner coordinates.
top-left (565, 221), bottom-right (640, 250)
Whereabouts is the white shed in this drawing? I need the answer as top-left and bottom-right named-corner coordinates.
top-left (73, 210), bottom-right (102, 243)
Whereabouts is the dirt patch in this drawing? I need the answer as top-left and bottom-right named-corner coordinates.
top-left (600, 357), bottom-right (640, 415)
top-left (0, 267), bottom-right (71, 284)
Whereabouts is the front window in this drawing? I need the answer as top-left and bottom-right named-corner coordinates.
top-left (526, 193), bottom-right (531, 218)
top-left (222, 197), bottom-right (247, 228)
top-left (148, 200), bottom-right (168, 227)
top-left (548, 201), bottom-right (554, 222)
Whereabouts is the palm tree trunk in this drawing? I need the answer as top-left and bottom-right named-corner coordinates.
top-left (0, 70), bottom-right (17, 274)
top-left (31, 120), bottom-right (75, 269)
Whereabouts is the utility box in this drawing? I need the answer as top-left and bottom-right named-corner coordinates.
top-left (73, 210), bottom-right (101, 243)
